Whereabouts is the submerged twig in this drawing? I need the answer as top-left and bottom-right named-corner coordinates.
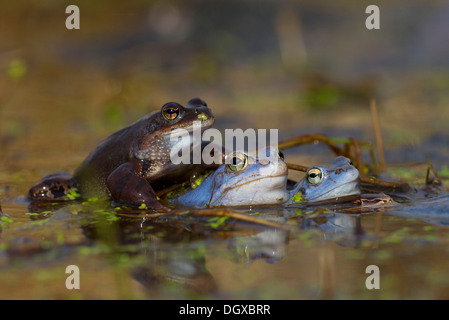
top-left (117, 209), bottom-right (292, 230)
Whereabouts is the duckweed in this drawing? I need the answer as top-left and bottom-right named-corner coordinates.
top-left (67, 190), bottom-right (81, 200)
top-left (82, 197), bottom-right (99, 205)
top-left (25, 212), bottom-right (39, 216)
top-left (1, 216), bottom-right (14, 224)
top-left (291, 192), bottom-right (305, 204)
top-left (138, 203), bottom-right (148, 210)
top-left (0, 216), bottom-right (14, 228)
top-left (206, 216), bottom-right (229, 228)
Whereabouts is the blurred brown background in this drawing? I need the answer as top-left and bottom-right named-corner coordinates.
top-left (1, 0), bottom-right (449, 193)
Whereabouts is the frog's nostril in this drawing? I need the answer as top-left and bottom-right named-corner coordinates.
top-left (198, 113), bottom-right (208, 121)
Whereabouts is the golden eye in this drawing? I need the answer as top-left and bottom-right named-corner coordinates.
top-left (307, 168), bottom-right (324, 185)
top-left (347, 158), bottom-right (354, 166)
top-left (161, 103), bottom-right (180, 121)
top-left (227, 153), bottom-right (248, 172)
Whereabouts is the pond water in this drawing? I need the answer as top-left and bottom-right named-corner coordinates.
top-left (2, 186), bottom-right (449, 300)
top-left (1, 0), bottom-right (449, 300)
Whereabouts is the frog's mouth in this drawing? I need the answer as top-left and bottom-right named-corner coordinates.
top-left (161, 114), bottom-right (214, 140)
top-left (233, 173), bottom-right (287, 188)
top-left (166, 115), bottom-right (215, 135)
top-left (209, 173), bottom-right (289, 207)
top-left (305, 178), bottom-right (361, 203)
top-left (217, 172), bottom-right (288, 199)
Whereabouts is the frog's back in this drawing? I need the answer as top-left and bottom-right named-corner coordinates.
top-left (73, 115), bottom-right (153, 198)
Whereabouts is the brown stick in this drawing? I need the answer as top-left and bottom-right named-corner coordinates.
top-left (360, 176), bottom-right (410, 193)
top-left (286, 162), bottom-right (309, 172)
top-left (370, 99), bottom-right (385, 172)
top-left (278, 133), bottom-right (345, 155)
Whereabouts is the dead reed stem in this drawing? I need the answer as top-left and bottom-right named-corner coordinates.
top-left (370, 99), bottom-right (385, 172)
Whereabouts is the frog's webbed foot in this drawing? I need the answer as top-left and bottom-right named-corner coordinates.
top-left (27, 172), bottom-right (80, 201)
top-left (107, 159), bottom-right (171, 211)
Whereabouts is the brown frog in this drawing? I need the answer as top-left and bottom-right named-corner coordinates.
top-left (28, 98), bottom-right (217, 210)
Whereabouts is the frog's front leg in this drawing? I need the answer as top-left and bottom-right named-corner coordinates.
top-left (107, 158), bottom-right (168, 210)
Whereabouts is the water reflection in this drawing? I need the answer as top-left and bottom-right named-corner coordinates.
top-left (298, 212), bottom-right (364, 246)
top-left (2, 188), bottom-right (449, 298)
top-left (228, 228), bottom-right (289, 265)
top-left (387, 194), bottom-right (449, 227)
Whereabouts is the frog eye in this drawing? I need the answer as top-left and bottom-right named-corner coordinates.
top-left (161, 103), bottom-right (181, 121)
top-left (347, 158), bottom-right (354, 166)
top-left (227, 153), bottom-right (248, 172)
top-left (307, 168), bottom-right (324, 185)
